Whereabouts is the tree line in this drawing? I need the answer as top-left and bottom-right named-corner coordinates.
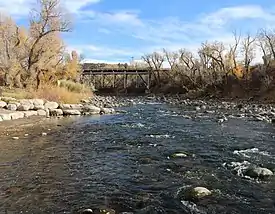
top-left (140, 30), bottom-right (275, 97)
top-left (0, 0), bottom-right (81, 90)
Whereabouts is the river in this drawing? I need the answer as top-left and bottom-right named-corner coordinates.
top-left (1, 100), bottom-right (275, 213)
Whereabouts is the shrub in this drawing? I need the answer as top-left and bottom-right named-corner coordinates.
top-left (58, 80), bottom-right (92, 93)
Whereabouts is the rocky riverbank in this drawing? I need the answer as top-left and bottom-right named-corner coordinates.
top-left (0, 96), bottom-right (117, 122)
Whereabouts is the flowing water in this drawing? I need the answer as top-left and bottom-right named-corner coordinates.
top-left (1, 101), bottom-right (275, 213)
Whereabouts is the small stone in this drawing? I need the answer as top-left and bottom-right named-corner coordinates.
top-left (42, 133), bottom-right (47, 136)
top-left (171, 152), bottom-right (188, 158)
top-left (12, 137), bottom-right (19, 140)
top-left (24, 134), bottom-right (29, 137)
top-left (195, 106), bottom-right (201, 111)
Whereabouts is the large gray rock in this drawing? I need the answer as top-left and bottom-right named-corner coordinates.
top-left (82, 104), bottom-right (101, 114)
top-left (70, 104), bottom-right (83, 110)
top-left (0, 113), bottom-right (11, 121)
top-left (0, 101), bottom-right (7, 108)
top-left (245, 167), bottom-right (273, 179)
top-left (24, 111), bottom-right (38, 117)
top-left (59, 104), bottom-right (71, 110)
top-left (60, 104), bottom-right (83, 110)
top-left (33, 99), bottom-right (44, 106)
top-left (33, 104), bottom-right (44, 110)
top-left (33, 99), bottom-right (44, 110)
top-left (7, 103), bottom-right (17, 111)
top-left (49, 109), bottom-right (63, 116)
top-left (10, 112), bottom-right (24, 120)
top-left (37, 109), bottom-right (47, 116)
top-left (100, 107), bottom-right (115, 114)
top-left (18, 103), bottom-right (34, 111)
top-left (63, 109), bottom-right (81, 115)
top-left (44, 101), bottom-right (59, 110)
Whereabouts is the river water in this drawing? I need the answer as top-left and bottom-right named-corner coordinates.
top-left (1, 100), bottom-right (275, 213)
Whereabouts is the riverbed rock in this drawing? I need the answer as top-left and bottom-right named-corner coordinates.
top-left (37, 109), bottom-right (47, 116)
top-left (179, 186), bottom-right (212, 201)
top-left (49, 109), bottom-right (63, 116)
top-left (0, 116), bottom-right (3, 122)
top-left (245, 167), bottom-right (273, 179)
top-left (6, 103), bottom-right (17, 111)
top-left (82, 104), bottom-right (101, 114)
top-left (44, 101), bottom-right (59, 110)
top-left (10, 112), bottom-right (24, 120)
top-left (24, 111), bottom-right (38, 117)
top-left (0, 101), bottom-right (7, 108)
top-left (60, 104), bottom-right (83, 110)
top-left (63, 109), bottom-right (81, 115)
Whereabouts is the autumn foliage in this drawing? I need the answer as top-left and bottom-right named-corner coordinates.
top-left (0, 0), bottom-right (83, 92)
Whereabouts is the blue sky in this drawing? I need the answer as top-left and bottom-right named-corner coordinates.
top-left (1, 0), bottom-right (275, 64)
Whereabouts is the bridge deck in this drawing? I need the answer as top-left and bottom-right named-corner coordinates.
top-left (82, 68), bottom-right (170, 75)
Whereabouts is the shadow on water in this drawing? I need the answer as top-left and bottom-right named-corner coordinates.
top-left (1, 103), bottom-right (275, 213)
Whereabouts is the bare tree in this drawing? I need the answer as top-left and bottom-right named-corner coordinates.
top-left (198, 41), bottom-right (226, 84)
top-left (26, 0), bottom-right (71, 88)
top-left (142, 52), bottom-right (164, 84)
top-left (241, 33), bottom-right (256, 79)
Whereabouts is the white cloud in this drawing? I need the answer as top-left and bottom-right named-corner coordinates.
top-left (0, 0), bottom-right (101, 17)
top-left (201, 5), bottom-right (275, 27)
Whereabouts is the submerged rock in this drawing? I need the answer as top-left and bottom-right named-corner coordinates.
top-left (81, 208), bottom-right (116, 214)
top-left (245, 167), bottom-right (273, 179)
top-left (171, 152), bottom-right (188, 158)
top-left (178, 186), bottom-right (212, 201)
top-left (82, 209), bottom-right (93, 213)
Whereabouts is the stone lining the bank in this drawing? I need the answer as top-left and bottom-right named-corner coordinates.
top-left (0, 97), bottom-right (115, 122)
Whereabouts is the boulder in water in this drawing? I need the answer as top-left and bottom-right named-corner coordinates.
top-left (179, 186), bottom-right (212, 201)
top-left (245, 167), bottom-right (273, 179)
top-left (82, 209), bottom-right (93, 213)
top-left (171, 152), bottom-right (188, 158)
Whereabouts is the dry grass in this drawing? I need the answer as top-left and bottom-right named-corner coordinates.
top-left (33, 85), bottom-right (92, 103)
top-left (1, 88), bottom-right (33, 99)
top-left (1, 83), bottom-right (92, 104)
